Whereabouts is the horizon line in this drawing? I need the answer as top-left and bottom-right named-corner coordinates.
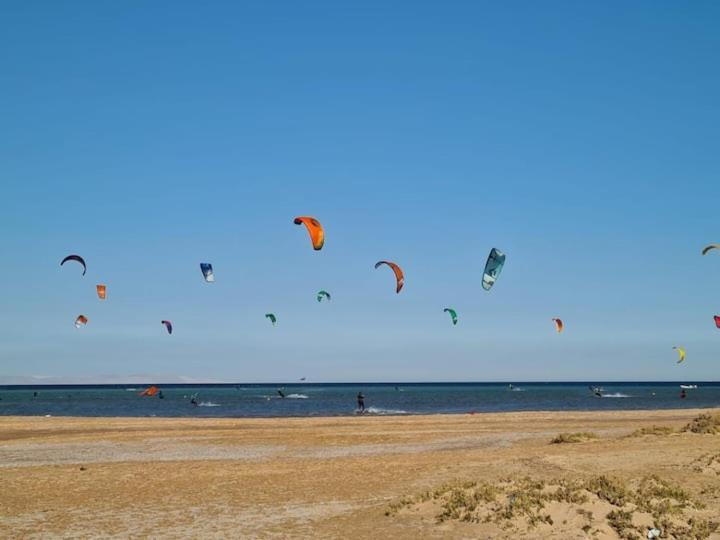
top-left (1, 379), bottom-right (717, 388)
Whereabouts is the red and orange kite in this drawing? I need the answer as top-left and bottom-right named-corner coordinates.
top-left (293, 217), bottom-right (324, 250)
top-left (139, 386), bottom-right (159, 397)
top-left (375, 261), bottom-right (404, 293)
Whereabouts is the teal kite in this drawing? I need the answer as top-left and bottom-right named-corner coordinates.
top-left (317, 290), bottom-right (331, 302)
top-left (443, 308), bottom-right (458, 325)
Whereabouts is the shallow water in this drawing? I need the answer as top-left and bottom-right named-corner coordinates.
top-left (0, 382), bottom-right (717, 418)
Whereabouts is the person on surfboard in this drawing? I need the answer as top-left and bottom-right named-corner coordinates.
top-left (357, 392), bottom-right (365, 413)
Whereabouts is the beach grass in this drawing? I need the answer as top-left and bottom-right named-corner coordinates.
top-left (629, 425), bottom-right (675, 437)
top-left (683, 413), bottom-right (720, 434)
top-left (389, 472), bottom-right (718, 538)
top-left (550, 432), bottom-right (598, 444)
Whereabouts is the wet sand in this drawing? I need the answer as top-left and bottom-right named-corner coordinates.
top-left (2, 409), bottom-right (719, 538)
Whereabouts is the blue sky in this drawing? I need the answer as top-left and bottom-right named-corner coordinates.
top-left (1, 1), bottom-right (719, 382)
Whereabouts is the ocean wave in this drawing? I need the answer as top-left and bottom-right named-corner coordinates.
top-left (361, 407), bottom-right (408, 415)
top-left (125, 388), bottom-right (138, 391)
top-left (510, 388), bottom-right (525, 392)
top-left (198, 401), bottom-right (221, 407)
top-left (286, 394), bottom-right (308, 399)
top-left (601, 393), bottom-right (631, 398)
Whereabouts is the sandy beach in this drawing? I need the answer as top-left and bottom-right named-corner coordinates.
top-left (2, 409), bottom-right (720, 539)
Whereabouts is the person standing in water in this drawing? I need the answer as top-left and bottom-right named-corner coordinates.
top-left (357, 392), bottom-right (365, 412)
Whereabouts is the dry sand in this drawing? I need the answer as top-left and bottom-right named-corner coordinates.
top-left (1, 409), bottom-right (720, 539)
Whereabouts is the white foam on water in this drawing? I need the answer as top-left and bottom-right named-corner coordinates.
top-left (286, 394), bottom-right (308, 399)
top-left (601, 393), bottom-right (631, 398)
top-left (198, 401), bottom-right (221, 407)
top-left (362, 407), bottom-right (408, 415)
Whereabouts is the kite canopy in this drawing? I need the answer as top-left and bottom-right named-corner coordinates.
top-left (374, 260), bottom-right (404, 293)
top-left (674, 346), bottom-right (686, 364)
top-left (443, 308), bottom-right (458, 325)
top-left (161, 320), bottom-right (173, 334)
top-left (74, 315), bottom-right (88, 328)
top-left (317, 290), bottom-right (331, 302)
top-left (265, 313), bottom-right (277, 325)
top-left (61, 254), bottom-right (87, 276)
top-left (139, 386), bottom-right (159, 397)
top-left (714, 315), bottom-right (720, 329)
top-left (293, 216), bottom-right (324, 250)
top-left (96, 284), bottom-right (106, 300)
top-left (482, 248), bottom-right (505, 291)
top-left (552, 318), bottom-right (564, 333)
top-left (702, 244), bottom-right (720, 255)
top-left (200, 263), bottom-right (214, 282)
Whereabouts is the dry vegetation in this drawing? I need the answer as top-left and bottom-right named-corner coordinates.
top-left (388, 474), bottom-right (719, 539)
top-left (550, 431), bottom-right (598, 444)
top-left (692, 453), bottom-right (720, 476)
top-left (629, 425), bottom-right (675, 437)
top-left (683, 413), bottom-right (720, 434)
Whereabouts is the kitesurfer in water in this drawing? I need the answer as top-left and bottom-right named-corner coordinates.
top-left (277, 389), bottom-right (286, 399)
top-left (158, 390), bottom-right (164, 399)
top-left (190, 394), bottom-right (198, 406)
top-left (680, 389), bottom-right (687, 399)
top-left (357, 392), bottom-right (365, 412)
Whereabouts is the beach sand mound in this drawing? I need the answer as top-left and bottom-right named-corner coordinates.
top-left (387, 475), bottom-right (718, 539)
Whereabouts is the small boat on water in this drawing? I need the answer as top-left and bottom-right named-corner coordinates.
top-left (680, 384), bottom-right (698, 389)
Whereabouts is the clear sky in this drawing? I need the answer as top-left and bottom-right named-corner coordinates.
top-left (1, 2), bottom-right (719, 383)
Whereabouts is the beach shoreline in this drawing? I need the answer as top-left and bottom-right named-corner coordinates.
top-left (2, 408), bottom-right (720, 538)
top-left (1, 404), bottom-right (719, 421)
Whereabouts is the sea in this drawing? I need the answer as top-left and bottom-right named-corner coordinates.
top-left (0, 382), bottom-right (718, 418)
